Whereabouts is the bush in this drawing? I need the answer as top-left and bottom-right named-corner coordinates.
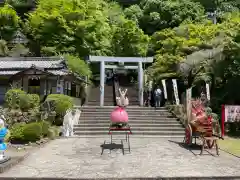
top-left (10, 122), bottom-right (26, 142)
top-left (28, 94), bottom-right (40, 109)
top-left (45, 94), bottom-right (73, 116)
top-left (5, 89), bottom-right (40, 111)
top-left (5, 89), bottom-right (27, 109)
top-left (47, 126), bottom-right (59, 140)
top-left (22, 122), bottom-right (42, 142)
top-left (40, 121), bottom-right (51, 136)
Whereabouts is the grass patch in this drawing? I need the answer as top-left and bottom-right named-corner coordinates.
top-left (219, 137), bottom-right (240, 157)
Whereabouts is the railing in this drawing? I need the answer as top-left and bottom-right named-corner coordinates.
top-left (113, 75), bottom-right (120, 106)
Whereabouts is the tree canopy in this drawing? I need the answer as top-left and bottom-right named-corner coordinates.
top-left (0, 4), bottom-right (20, 41)
top-left (124, 0), bottom-right (205, 34)
top-left (1, 0), bottom-right (240, 106)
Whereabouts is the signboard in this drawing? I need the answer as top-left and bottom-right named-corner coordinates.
top-left (224, 105), bottom-right (240, 122)
top-left (161, 79), bottom-right (167, 99)
top-left (172, 79), bottom-right (180, 105)
top-left (186, 88), bottom-right (192, 124)
top-left (206, 83), bottom-right (210, 101)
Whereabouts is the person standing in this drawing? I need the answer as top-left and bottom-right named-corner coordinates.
top-left (154, 86), bottom-right (162, 108)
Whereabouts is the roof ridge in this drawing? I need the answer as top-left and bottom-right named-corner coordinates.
top-left (0, 57), bottom-right (63, 61)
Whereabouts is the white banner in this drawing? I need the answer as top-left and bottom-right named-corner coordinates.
top-left (224, 105), bottom-right (240, 122)
top-left (206, 83), bottom-right (210, 101)
top-left (172, 79), bottom-right (180, 105)
top-left (161, 79), bottom-right (167, 99)
top-left (186, 88), bottom-right (192, 123)
top-left (68, 82), bottom-right (71, 90)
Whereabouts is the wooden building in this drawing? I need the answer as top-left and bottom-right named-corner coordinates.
top-left (0, 56), bottom-right (86, 104)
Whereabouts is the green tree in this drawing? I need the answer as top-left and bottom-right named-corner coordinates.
top-left (25, 0), bottom-right (112, 57)
top-left (64, 54), bottom-right (92, 77)
top-left (194, 0), bottom-right (240, 12)
top-left (6, 0), bottom-right (36, 19)
top-left (150, 13), bottom-right (240, 83)
top-left (124, 0), bottom-right (205, 34)
top-left (0, 4), bottom-right (20, 41)
top-left (112, 19), bottom-right (149, 57)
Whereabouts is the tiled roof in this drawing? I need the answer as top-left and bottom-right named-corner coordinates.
top-left (48, 70), bottom-right (69, 76)
top-left (0, 69), bottom-right (68, 76)
top-left (0, 71), bottom-right (20, 75)
top-left (0, 57), bottom-right (64, 70)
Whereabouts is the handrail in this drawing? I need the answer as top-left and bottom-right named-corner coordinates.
top-left (113, 75), bottom-right (120, 106)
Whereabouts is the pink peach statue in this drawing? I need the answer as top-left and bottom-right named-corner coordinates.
top-left (110, 106), bottom-right (129, 128)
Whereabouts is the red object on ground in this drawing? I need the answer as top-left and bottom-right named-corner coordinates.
top-left (110, 106), bottom-right (129, 123)
top-left (221, 104), bottom-right (225, 137)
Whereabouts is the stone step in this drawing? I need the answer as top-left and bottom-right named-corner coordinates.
top-left (78, 120), bottom-right (180, 124)
top-left (74, 123), bottom-right (182, 127)
top-left (81, 108), bottom-right (169, 112)
top-left (81, 110), bottom-right (172, 114)
top-left (74, 126), bottom-right (183, 131)
top-left (74, 131), bottom-right (185, 136)
top-left (77, 106), bottom-right (167, 109)
top-left (81, 114), bottom-right (174, 118)
top-left (79, 116), bottom-right (178, 121)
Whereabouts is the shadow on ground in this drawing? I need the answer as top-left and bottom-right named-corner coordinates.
top-left (168, 140), bottom-right (218, 156)
top-left (100, 142), bottom-right (124, 155)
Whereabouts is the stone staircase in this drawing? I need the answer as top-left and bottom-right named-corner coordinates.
top-left (117, 74), bottom-right (139, 106)
top-left (87, 82), bottom-right (115, 106)
top-left (74, 106), bottom-right (185, 137)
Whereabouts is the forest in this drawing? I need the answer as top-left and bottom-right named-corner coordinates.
top-left (0, 0), bottom-right (240, 111)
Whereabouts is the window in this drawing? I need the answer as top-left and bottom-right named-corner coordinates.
top-left (28, 78), bottom-right (40, 94)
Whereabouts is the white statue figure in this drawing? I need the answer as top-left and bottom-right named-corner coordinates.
top-left (117, 88), bottom-right (129, 107)
top-left (73, 109), bottom-right (81, 125)
top-left (62, 109), bottom-right (82, 137)
top-left (62, 109), bottom-right (74, 137)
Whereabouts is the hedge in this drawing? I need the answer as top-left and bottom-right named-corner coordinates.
top-left (10, 121), bottom-right (58, 143)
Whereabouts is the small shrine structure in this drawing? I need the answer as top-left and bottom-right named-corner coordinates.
top-left (0, 56), bottom-right (86, 104)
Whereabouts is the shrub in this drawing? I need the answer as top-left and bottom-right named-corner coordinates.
top-left (45, 94), bottom-right (73, 116)
top-left (5, 89), bottom-right (27, 109)
top-left (22, 122), bottom-right (42, 142)
top-left (47, 126), bottom-right (59, 140)
top-left (10, 122), bottom-right (26, 142)
top-left (28, 94), bottom-right (40, 108)
top-left (5, 89), bottom-right (40, 111)
top-left (40, 121), bottom-right (51, 136)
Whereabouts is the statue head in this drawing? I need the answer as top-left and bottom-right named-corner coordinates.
top-left (0, 119), bottom-right (5, 129)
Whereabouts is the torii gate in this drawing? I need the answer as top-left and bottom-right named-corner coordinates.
top-left (88, 56), bottom-right (154, 106)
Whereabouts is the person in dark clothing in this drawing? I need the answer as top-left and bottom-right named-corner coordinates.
top-left (144, 90), bottom-right (149, 106)
top-left (154, 86), bottom-right (162, 108)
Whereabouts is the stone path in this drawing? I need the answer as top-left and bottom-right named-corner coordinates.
top-left (0, 136), bottom-right (240, 178)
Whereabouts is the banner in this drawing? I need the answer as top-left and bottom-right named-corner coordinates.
top-left (206, 83), bottom-right (210, 101)
top-left (172, 79), bottom-right (180, 105)
top-left (161, 79), bottom-right (167, 99)
top-left (186, 88), bottom-right (192, 124)
top-left (68, 82), bottom-right (71, 90)
top-left (224, 105), bottom-right (240, 122)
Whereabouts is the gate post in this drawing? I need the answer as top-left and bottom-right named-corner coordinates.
top-left (138, 62), bottom-right (143, 106)
top-left (100, 61), bottom-right (105, 106)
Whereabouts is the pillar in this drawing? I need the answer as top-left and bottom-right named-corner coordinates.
top-left (100, 61), bottom-right (105, 106)
top-left (138, 62), bottom-right (143, 106)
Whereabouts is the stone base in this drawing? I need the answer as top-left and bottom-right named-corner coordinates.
top-left (0, 156), bottom-right (11, 164)
top-left (0, 156), bottom-right (25, 173)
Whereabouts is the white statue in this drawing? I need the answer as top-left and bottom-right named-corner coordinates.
top-left (62, 109), bottom-right (81, 137)
top-left (73, 109), bottom-right (81, 125)
top-left (117, 88), bottom-right (129, 107)
top-left (62, 109), bottom-right (74, 137)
